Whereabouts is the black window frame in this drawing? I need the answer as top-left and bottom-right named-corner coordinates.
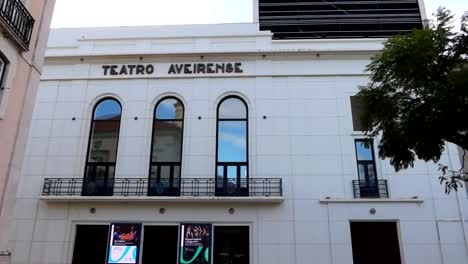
top-left (0, 52), bottom-right (9, 105)
top-left (354, 138), bottom-right (380, 197)
top-left (82, 97), bottom-right (122, 196)
top-left (148, 96), bottom-right (185, 196)
top-left (215, 95), bottom-right (249, 196)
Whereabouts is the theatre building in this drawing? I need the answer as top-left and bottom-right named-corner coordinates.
top-left (6, 1), bottom-right (468, 264)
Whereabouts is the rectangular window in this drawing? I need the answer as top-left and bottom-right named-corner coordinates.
top-left (350, 96), bottom-right (364, 131)
top-left (350, 222), bottom-right (402, 264)
top-left (0, 55), bottom-right (7, 107)
top-left (354, 139), bottom-right (383, 197)
top-left (355, 139), bottom-right (377, 181)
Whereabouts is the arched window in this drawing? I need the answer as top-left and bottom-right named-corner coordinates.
top-left (83, 98), bottom-right (122, 196)
top-left (0, 53), bottom-right (9, 105)
top-left (149, 97), bottom-right (184, 196)
top-left (216, 96), bottom-right (248, 196)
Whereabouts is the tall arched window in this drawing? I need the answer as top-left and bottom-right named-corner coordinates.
top-left (149, 97), bottom-right (184, 196)
top-left (83, 98), bottom-right (122, 196)
top-left (216, 96), bottom-right (248, 196)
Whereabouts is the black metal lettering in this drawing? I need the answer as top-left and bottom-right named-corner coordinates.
top-left (226, 63), bottom-right (234, 73)
top-left (119, 65), bottom-right (128, 75)
top-left (146, 64), bottom-right (155, 74)
top-left (207, 63), bottom-right (215, 74)
top-left (136, 65), bottom-right (145, 75)
top-left (102, 65), bottom-right (111, 75)
top-left (110, 65), bottom-right (118, 75)
top-left (168, 64), bottom-right (176, 74)
top-left (175, 64), bottom-right (184, 74)
top-left (128, 65), bottom-right (136, 75)
top-left (198, 64), bottom-right (206, 74)
top-left (234, 63), bottom-right (243, 73)
top-left (216, 63), bottom-right (225, 73)
top-left (184, 64), bottom-right (192, 74)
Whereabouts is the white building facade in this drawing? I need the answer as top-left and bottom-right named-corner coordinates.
top-left (8, 5), bottom-right (468, 264)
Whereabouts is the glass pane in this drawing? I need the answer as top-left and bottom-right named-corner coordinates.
top-left (355, 141), bottom-right (374, 161)
top-left (94, 99), bottom-right (121, 120)
top-left (88, 121), bottom-right (120, 162)
top-left (152, 121), bottom-right (183, 162)
top-left (217, 166), bottom-right (224, 178)
top-left (216, 166), bottom-right (224, 188)
top-left (217, 121), bottom-right (247, 162)
top-left (367, 164), bottom-right (376, 181)
top-left (240, 166), bottom-right (248, 188)
top-left (357, 163), bottom-right (366, 181)
top-left (219, 98), bottom-right (247, 119)
top-left (156, 98), bottom-right (184, 120)
top-left (174, 166), bottom-right (181, 179)
top-left (241, 166), bottom-right (247, 179)
top-left (160, 166), bottom-right (171, 186)
top-left (227, 166), bottom-right (237, 193)
top-left (227, 166), bottom-right (237, 180)
top-left (150, 165), bottom-right (158, 179)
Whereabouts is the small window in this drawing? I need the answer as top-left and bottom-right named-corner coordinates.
top-left (350, 96), bottom-right (364, 131)
top-left (0, 54), bottom-right (9, 106)
top-left (149, 97), bottom-right (184, 196)
top-left (83, 98), bottom-right (122, 196)
top-left (354, 139), bottom-right (383, 198)
top-left (355, 139), bottom-right (377, 181)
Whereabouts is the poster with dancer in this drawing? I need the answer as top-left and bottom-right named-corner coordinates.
top-left (107, 223), bottom-right (142, 264)
top-left (179, 223), bottom-right (212, 264)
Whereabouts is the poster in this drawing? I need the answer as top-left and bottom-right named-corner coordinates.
top-left (179, 224), bottom-right (212, 264)
top-left (107, 223), bottom-right (141, 264)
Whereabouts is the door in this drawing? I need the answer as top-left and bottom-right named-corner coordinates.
top-left (213, 226), bottom-right (249, 264)
top-left (142, 226), bottom-right (179, 264)
top-left (350, 222), bottom-right (402, 264)
top-left (72, 225), bottom-right (109, 264)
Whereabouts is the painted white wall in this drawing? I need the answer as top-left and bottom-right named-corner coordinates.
top-left (9, 24), bottom-right (468, 264)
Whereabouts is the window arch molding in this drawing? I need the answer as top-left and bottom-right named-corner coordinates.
top-left (148, 96), bottom-right (185, 196)
top-left (82, 97), bottom-right (122, 196)
top-left (215, 95), bottom-right (249, 196)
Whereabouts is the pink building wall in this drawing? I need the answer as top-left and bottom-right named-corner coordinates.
top-left (0, 0), bottom-right (56, 261)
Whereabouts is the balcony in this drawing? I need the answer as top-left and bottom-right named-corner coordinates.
top-left (0, 0), bottom-right (35, 50)
top-left (41, 177), bottom-right (284, 203)
top-left (352, 180), bottom-right (389, 198)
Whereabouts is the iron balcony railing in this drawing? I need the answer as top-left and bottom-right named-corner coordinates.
top-left (353, 180), bottom-right (389, 198)
top-left (42, 178), bottom-right (283, 197)
top-left (0, 0), bottom-right (35, 50)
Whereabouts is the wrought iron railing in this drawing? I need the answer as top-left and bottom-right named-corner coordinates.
top-left (42, 178), bottom-right (283, 197)
top-left (0, 0), bottom-right (35, 49)
top-left (352, 180), bottom-right (389, 198)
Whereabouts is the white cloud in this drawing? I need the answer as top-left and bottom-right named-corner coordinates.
top-left (51, 0), bottom-right (252, 28)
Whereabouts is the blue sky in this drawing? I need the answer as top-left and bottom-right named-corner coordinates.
top-left (51, 0), bottom-right (466, 28)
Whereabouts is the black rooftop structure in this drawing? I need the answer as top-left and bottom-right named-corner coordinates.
top-left (259, 0), bottom-right (424, 39)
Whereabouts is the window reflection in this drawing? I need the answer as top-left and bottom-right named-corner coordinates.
top-left (355, 139), bottom-right (377, 182)
top-left (149, 97), bottom-right (184, 196)
top-left (218, 97), bottom-right (247, 119)
top-left (216, 96), bottom-right (248, 196)
top-left (83, 98), bottom-right (122, 196)
top-left (355, 141), bottom-right (374, 161)
top-left (217, 121), bottom-right (247, 162)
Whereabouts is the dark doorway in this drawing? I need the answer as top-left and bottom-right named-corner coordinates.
top-left (142, 225), bottom-right (179, 264)
top-left (350, 222), bottom-right (402, 264)
top-left (72, 225), bottom-right (109, 264)
top-left (213, 226), bottom-right (249, 264)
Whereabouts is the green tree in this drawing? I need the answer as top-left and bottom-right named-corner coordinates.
top-left (357, 8), bottom-right (468, 193)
